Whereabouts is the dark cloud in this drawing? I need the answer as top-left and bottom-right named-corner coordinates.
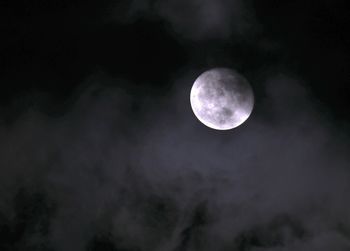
top-left (0, 71), bottom-right (349, 250)
top-left (114, 0), bottom-right (259, 40)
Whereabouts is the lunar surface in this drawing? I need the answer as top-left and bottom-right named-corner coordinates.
top-left (190, 68), bottom-right (254, 130)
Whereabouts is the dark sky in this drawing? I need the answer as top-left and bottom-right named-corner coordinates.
top-left (1, 0), bottom-right (350, 250)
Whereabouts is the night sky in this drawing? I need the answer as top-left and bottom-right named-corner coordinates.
top-left (1, 0), bottom-right (350, 250)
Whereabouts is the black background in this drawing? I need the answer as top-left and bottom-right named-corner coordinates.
top-left (1, 0), bottom-right (349, 119)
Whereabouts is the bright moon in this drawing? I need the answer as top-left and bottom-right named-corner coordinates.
top-left (190, 68), bottom-right (254, 130)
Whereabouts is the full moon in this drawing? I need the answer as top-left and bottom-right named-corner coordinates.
top-left (190, 68), bottom-right (254, 130)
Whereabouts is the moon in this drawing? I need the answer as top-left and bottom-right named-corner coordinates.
top-left (190, 68), bottom-right (254, 130)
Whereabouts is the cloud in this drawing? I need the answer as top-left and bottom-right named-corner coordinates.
top-left (114, 0), bottom-right (259, 40)
top-left (0, 72), bottom-right (349, 250)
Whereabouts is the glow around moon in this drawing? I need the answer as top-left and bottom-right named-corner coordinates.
top-left (190, 68), bottom-right (254, 130)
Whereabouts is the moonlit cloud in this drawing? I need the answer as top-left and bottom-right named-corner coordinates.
top-left (0, 72), bottom-right (349, 250)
